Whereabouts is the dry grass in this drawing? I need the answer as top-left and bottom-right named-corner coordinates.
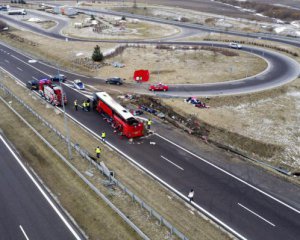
top-left (0, 71), bottom-right (231, 239)
top-left (36, 20), bottom-right (57, 29)
top-left (0, 29), bottom-right (266, 85)
top-left (162, 77), bottom-right (300, 171)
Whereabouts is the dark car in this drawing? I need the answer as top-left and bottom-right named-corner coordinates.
top-left (26, 80), bottom-right (39, 90)
top-left (0, 6), bottom-right (8, 11)
top-left (106, 77), bottom-right (123, 85)
top-left (50, 74), bottom-right (66, 82)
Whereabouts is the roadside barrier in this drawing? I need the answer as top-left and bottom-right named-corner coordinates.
top-left (0, 82), bottom-right (189, 240)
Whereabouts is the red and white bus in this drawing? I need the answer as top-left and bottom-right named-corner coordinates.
top-left (93, 92), bottom-right (144, 138)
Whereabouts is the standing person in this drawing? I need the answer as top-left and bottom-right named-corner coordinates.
top-left (86, 99), bottom-right (90, 112)
top-left (74, 99), bottom-right (78, 111)
top-left (95, 146), bottom-right (101, 159)
top-left (147, 119), bottom-right (152, 130)
top-left (188, 189), bottom-right (194, 202)
top-left (82, 100), bottom-right (86, 111)
top-left (101, 131), bottom-right (106, 142)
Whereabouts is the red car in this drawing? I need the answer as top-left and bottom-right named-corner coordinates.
top-left (149, 83), bottom-right (169, 92)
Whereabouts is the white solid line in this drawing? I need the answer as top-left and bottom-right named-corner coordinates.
top-left (32, 77), bottom-right (38, 80)
top-left (155, 133), bottom-right (300, 215)
top-left (19, 225), bottom-right (30, 240)
top-left (4, 59), bottom-right (9, 63)
top-left (17, 67), bottom-right (23, 71)
top-left (161, 155), bottom-right (184, 171)
top-left (238, 203), bottom-right (275, 227)
top-left (0, 135), bottom-right (81, 240)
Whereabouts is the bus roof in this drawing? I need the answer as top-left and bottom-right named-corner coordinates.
top-left (95, 92), bottom-right (134, 120)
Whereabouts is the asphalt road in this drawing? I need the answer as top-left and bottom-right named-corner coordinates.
top-left (1, 42), bottom-right (300, 240)
top-left (0, 134), bottom-right (82, 240)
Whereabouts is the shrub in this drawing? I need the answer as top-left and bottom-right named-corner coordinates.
top-left (92, 45), bottom-right (103, 62)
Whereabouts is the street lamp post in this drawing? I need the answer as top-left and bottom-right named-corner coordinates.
top-left (57, 65), bottom-right (72, 160)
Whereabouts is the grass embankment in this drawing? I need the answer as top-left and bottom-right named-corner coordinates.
top-left (0, 72), bottom-right (231, 239)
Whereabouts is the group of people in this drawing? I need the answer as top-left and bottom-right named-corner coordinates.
top-left (74, 99), bottom-right (91, 112)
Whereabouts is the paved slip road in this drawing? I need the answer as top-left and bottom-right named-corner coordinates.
top-left (1, 43), bottom-right (300, 240)
top-left (0, 134), bottom-right (82, 240)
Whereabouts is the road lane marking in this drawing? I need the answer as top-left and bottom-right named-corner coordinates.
top-left (32, 77), bottom-right (38, 80)
top-left (0, 135), bottom-right (81, 240)
top-left (19, 225), bottom-right (30, 240)
top-left (4, 59), bottom-right (9, 63)
top-left (161, 155), bottom-right (184, 171)
top-left (17, 67), bottom-right (23, 71)
top-left (238, 203), bottom-right (275, 227)
top-left (156, 133), bottom-right (300, 215)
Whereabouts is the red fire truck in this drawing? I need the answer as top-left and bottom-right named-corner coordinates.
top-left (93, 92), bottom-right (144, 138)
top-left (38, 79), bottom-right (67, 106)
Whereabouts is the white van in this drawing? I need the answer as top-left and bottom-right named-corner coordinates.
top-left (8, 9), bottom-right (27, 15)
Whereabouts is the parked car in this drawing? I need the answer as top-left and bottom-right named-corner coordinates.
top-left (0, 6), bottom-right (8, 11)
top-left (149, 83), bottom-right (169, 92)
top-left (106, 77), bottom-right (123, 85)
top-left (130, 109), bottom-right (143, 116)
top-left (73, 79), bottom-right (85, 90)
top-left (50, 74), bottom-right (66, 82)
top-left (26, 80), bottom-right (39, 90)
top-left (229, 42), bottom-right (242, 49)
top-left (139, 105), bottom-right (157, 114)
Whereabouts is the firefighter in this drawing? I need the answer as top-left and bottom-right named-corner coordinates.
top-left (147, 119), bottom-right (152, 130)
top-left (101, 131), bottom-right (106, 142)
top-left (95, 146), bottom-right (101, 159)
top-left (74, 99), bottom-right (78, 111)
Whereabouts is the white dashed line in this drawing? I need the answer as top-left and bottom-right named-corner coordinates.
top-left (161, 155), bottom-right (184, 171)
top-left (17, 67), bottom-right (23, 71)
top-left (19, 225), bottom-right (30, 240)
top-left (238, 203), bottom-right (276, 227)
top-left (4, 59), bottom-right (9, 63)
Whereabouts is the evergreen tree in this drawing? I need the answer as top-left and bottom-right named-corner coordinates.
top-left (92, 45), bottom-right (103, 62)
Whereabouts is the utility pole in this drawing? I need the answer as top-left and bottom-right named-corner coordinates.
top-left (57, 65), bottom-right (72, 160)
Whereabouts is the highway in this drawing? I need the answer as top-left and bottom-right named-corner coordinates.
top-left (1, 3), bottom-right (300, 239)
top-left (0, 134), bottom-right (82, 240)
top-left (1, 42), bottom-right (300, 240)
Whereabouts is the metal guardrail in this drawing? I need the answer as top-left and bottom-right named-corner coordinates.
top-left (0, 82), bottom-right (189, 240)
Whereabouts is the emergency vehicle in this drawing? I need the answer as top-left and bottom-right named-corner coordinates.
top-left (38, 79), bottom-right (67, 106)
top-left (93, 92), bottom-right (144, 138)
